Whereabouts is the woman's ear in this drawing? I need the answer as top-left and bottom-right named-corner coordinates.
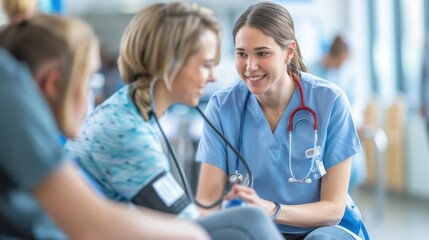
top-left (286, 41), bottom-right (296, 62)
top-left (39, 66), bottom-right (61, 100)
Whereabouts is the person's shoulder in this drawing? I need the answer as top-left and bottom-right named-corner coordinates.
top-left (301, 71), bottom-right (344, 97)
top-left (82, 86), bottom-right (150, 133)
top-left (0, 48), bottom-right (32, 84)
top-left (0, 48), bottom-right (25, 71)
top-left (93, 86), bottom-right (134, 117)
top-left (0, 48), bottom-right (13, 62)
top-left (301, 72), bottom-right (351, 112)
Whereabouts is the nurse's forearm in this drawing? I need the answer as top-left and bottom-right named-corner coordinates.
top-left (196, 163), bottom-right (227, 215)
top-left (276, 158), bottom-right (351, 227)
top-left (196, 199), bottom-right (222, 216)
top-left (276, 201), bottom-right (344, 228)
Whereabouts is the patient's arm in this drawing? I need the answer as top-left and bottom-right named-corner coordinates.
top-left (34, 163), bottom-right (209, 240)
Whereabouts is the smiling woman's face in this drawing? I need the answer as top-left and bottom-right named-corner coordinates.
top-left (234, 25), bottom-right (289, 96)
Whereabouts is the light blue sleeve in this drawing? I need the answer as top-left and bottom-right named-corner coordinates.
top-left (195, 95), bottom-right (228, 173)
top-left (324, 92), bottom-right (362, 169)
top-left (65, 100), bottom-right (171, 201)
top-left (92, 122), bottom-right (170, 200)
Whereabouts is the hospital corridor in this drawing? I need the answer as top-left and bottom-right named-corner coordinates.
top-left (1, 0), bottom-right (429, 239)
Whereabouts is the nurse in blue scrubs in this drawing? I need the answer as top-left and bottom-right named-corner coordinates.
top-left (196, 2), bottom-right (370, 240)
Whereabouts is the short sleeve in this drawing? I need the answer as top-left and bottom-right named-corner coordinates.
top-left (324, 92), bottom-right (362, 169)
top-left (95, 123), bottom-right (170, 200)
top-left (64, 98), bottom-right (171, 201)
top-left (195, 95), bottom-right (228, 173)
top-left (0, 50), bottom-right (63, 191)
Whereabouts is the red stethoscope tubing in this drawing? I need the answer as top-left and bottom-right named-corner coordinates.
top-left (288, 73), bottom-right (318, 132)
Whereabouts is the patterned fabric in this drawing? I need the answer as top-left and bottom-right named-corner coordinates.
top-left (66, 86), bottom-right (200, 219)
top-left (65, 86), bottom-right (170, 201)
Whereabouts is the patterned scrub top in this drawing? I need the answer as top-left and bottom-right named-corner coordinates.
top-left (65, 86), bottom-right (198, 219)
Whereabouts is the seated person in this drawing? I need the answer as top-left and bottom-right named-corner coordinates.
top-left (65, 2), bottom-right (282, 240)
top-left (0, 13), bottom-right (209, 240)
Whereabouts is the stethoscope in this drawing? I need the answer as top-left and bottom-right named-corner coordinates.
top-left (134, 79), bottom-right (254, 210)
top-left (234, 73), bottom-right (324, 184)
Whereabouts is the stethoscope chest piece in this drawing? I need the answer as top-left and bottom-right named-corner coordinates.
top-left (288, 176), bottom-right (312, 184)
top-left (229, 171), bottom-right (244, 184)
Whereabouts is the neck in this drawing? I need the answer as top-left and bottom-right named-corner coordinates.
top-left (134, 80), bottom-right (172, 120)
top-left (153, 80), bottom-right (172, 118)
top-left (257, 72), bottom-right (296, 113)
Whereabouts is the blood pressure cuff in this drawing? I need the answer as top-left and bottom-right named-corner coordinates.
top-left (131, 170), bottom-right (191, 214)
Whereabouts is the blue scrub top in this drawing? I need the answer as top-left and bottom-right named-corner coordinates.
top-left (196, 72), bottom-right (367, 236)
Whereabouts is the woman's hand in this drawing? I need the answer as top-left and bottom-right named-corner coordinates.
top-left (224, 184), bottom-right (277, 216)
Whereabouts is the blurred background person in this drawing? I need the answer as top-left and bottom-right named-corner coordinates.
top-left (0, 13), bottom-right (209, 240)
top-left (1, 0), bottom-right (37, 25)
top-left (309, 35), bottom-right (352, 102)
